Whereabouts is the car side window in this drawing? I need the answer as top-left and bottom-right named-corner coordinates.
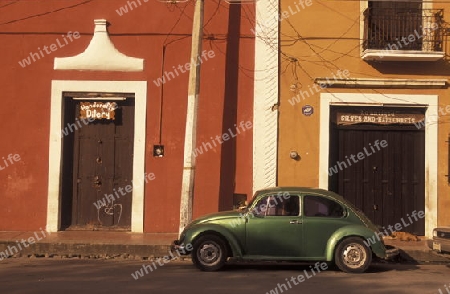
top-left (304, 195), bottom-right (344, 218)
top-left (283, 196), bottom-right (300, 216)
top-left (252, 195), bottom-right (300, 216)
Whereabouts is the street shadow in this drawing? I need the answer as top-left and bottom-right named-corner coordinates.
top-left (221, 260), bottom-right (420, 273)
top-left (365, 59), bottom-right (450, 77)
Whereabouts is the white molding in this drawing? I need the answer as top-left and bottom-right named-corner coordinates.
top-left (319, 93), bottom-right (438, 238)
top-left (47, 80), bottom-right (147, 233)
top-left (54, 19), bottom-right (144, 72)
top-left (359, 0), bottom-right (368, 56)
top-left (252, 0), bottom-right (279, 193)
top-left (362, 49), bottom-right (444, 62)
top-left (314, 78), bottom-right (447, 88)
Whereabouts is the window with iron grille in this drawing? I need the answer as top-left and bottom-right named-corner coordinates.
top-left (363, 1), bottom-right (444, 52)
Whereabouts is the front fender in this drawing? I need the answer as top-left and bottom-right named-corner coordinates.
top-left (182, 223), bottom-right (244, 258)
top-left (325, 225), bottom-right (386, 261)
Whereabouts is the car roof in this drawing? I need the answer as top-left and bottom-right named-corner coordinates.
top-left (256, 187), bottom-right (345, 201)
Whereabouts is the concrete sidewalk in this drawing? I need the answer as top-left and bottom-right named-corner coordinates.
top-left (384, 238), bottom-right (450, 264)
top-left (0, 231), bottom-right (178, 259)
top-left (0, 231), bottom-right (448, 264)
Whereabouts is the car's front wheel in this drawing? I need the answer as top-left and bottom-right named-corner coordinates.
top-left (192, 235), bottom-right (228, 271)
top-left (334, 237), bottom-right (372, 273)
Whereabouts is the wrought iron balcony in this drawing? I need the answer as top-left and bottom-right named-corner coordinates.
top-left (362, 8), bottom-right (445, 61)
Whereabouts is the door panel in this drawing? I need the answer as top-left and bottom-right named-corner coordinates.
top-left (329, 122), bottom-right (425, 235)
top-left (245, 195), bottom-right (303, 257)
top-left (62, 97), bottom-right (134, 230)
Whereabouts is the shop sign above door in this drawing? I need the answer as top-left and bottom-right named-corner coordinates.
top-left (79, 102), bottom-right (117, 120)
top-left (336, 108), bottom-right (425, 125)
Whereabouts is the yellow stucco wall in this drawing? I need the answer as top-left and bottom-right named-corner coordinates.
top-left (278, 0), bottom-right (450, 227)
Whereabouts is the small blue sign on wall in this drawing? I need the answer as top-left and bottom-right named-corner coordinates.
top-left (302, 105), bottom-right (314, 116)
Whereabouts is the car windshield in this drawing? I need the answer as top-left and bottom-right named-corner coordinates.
top-left (246, 193), bottom-right (260, 211)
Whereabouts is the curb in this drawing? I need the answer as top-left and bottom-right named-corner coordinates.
top-left (0, 242), bottom-right (174, 260)
top-left (0, 241), bottom-right (448, 264)
top-left (395, 248), bottom-right (450, 265)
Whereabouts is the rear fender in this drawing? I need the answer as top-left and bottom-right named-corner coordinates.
top-left (325, 225), bottom-right (386, 261)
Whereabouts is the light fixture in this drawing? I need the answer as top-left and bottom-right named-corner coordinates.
top-left (153, 145), bottom-right (165, 157)
top-left (290, 151), bottom-right (300, 160)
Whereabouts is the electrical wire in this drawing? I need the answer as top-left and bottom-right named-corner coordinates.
top-left (0, 0), bottom-right (94, 26)
top-left (158, 1), bottom-right (194, 144)
top-left (0, 1), bottom-right (18, 9)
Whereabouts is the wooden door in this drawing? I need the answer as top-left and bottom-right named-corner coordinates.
top-left (61, 96), bottom-right (134, 230)
top-left (329, 107), bottom-right (425, 235)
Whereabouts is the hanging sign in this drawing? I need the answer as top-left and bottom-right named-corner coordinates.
top-left (79, 102), bottom-right (117, 120)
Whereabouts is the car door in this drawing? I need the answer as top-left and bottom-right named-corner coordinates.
top-left (244, 194), bottom-right (304, 258)
top-left (302, 194), bottom-right (349, 259)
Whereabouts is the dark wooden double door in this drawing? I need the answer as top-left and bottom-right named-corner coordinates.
top-left (329, 110), bottom-right (425, 235)
top-left (61, 96), bottom-right (134, 230)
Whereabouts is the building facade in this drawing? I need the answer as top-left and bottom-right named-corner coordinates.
top-left (0, 0), bottom-right (260, 233)
top-left (4, 0), bottom-right (446, 238)
top-left (274, 0), bottom-right (450, 237)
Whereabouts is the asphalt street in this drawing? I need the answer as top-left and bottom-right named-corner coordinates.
top-left (0, 258), bottom-right (449, 294)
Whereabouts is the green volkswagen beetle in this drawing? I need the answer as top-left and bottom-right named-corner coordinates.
top-left (172, 187), bottom-right (398, 273)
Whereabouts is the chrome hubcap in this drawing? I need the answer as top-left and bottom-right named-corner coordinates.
top-left (198, 242), bottom-right (221, 265)
top-left (342, 243), bottom-right (367, 269)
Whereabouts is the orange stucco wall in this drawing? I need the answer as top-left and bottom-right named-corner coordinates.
top-left (278, 0), bottom-right (450, 226)
top-left (0, 0), bottom-right (254, 232)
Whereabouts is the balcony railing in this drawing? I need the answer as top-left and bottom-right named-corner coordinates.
top-left (363, 8), bottom-right (444, 53)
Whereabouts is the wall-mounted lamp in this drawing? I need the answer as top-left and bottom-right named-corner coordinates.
top-left (153, 145), bottom-right (165, 157)
top-left (290, 151), bottom-right (300, 161)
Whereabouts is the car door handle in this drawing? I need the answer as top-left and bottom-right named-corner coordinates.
top-left (289, 220), bottom-right (302, 224)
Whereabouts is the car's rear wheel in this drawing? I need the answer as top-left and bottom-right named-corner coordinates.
top-left (192, 235), bottom-right (228, 271)
top-left (334, 237), bottom-right (372, 273)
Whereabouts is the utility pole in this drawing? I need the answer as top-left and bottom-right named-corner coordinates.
top-left (179, 0), bottom-right (204, 235)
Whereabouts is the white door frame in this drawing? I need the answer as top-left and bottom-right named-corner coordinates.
top-left (47, 80), bottom-right (147, 233)
top-left (319, 93), bottom-right (438, 238)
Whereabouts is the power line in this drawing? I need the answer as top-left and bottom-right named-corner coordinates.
top-left (0, 1), bottom-right (18, 9)
top-left (0, 0), bottom-right (94, 26)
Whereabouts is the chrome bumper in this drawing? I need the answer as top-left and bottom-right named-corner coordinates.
top-left (171, 240), bottom-right (190, 255)
top-left (384, 245), bottom-right (400, 260)
top-left (428, 239), bottom-right (450, 253)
